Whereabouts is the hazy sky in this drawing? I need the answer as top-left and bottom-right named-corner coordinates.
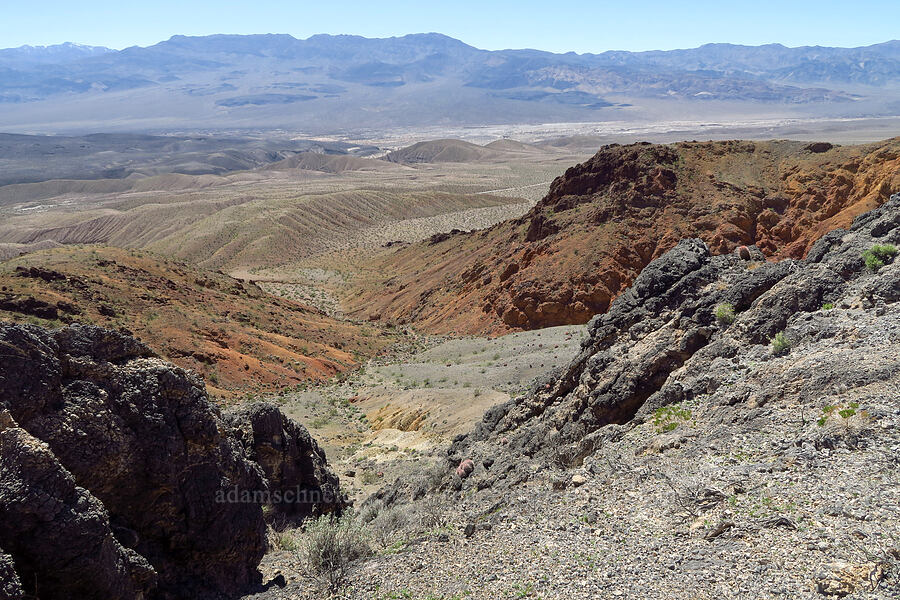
top-left (2, 0), bottom-right (898, 53)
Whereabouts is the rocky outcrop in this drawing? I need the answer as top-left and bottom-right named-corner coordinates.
top-left (0, 324), bottom-right (343, 599)
top-left (0, 411), bottom-right (156, 599)
top-left (349, 138), bottom-right (900, 334)
top-left (429, 191), bottom-right (900, 491)
top-left (0, 547), bottom-right (23, 600)
top-left (226, 402), bottom-right (345, 521)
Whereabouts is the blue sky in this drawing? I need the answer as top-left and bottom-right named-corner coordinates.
top-left (2, 0), bottom-right (898, 52)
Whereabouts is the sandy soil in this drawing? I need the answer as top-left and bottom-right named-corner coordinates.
top-left (272, 324), bottom-right (586, 503)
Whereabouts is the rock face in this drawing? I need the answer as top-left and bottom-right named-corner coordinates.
top-left (0, 412), bottom-right (156, 599)
top-left (0, 324), bottom-right (342, 599)
top-left (0, 547), bottom-right (23, 600)
top-left (226, 402), bottom-right (345, 520)
top-left (434, 191), bottom-right (900, 490)
top-left (349, 139), bottom-right (900, 334)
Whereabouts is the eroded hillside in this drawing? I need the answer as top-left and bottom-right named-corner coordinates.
top-left (346, 138), bottom-right (900, 334)
top-left (0, 246), bottom-right (399, 396)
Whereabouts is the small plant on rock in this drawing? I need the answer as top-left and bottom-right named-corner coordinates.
top-left (771, 331), bottom-right (791, 356)
top-left (817, 402), bottom-right (861, 427)
top-left (652, 404), bottom-right (692, 433)
top-left (862, 244), bottom-right (898, 272)
top-left (714, 302), bottom-right (736, 325)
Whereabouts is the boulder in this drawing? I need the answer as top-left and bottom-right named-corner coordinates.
top-left (225, 402), bottom-right (345, 520)
top-left (814, 561), bottom-right (883, 597)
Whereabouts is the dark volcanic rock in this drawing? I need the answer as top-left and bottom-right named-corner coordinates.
top-left (0, 546), bottom-right (24, 600)
top-left (0, 295), bottom-right (58, 320)
top-left (0, 411), bottom-right (156, 599)
top-left (0, 324), bottom-right (270, 599)
top-left (430, 192), bottom-right (900, 491)
top-left (226, 402), bottom-right (346, 520)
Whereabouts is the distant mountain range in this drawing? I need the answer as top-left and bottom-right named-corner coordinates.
top-left (1, 34), bottom-right (899, 133)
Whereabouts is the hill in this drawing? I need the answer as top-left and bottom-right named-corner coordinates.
top-left (0, 132), bottom-right (372, 186)
top-left (483, 139), bottom-right (546, 153)
top-left (0, 34), bottom-right (898, 133)
top-left (0, 140), bottom-right (577, 272)
top-left (384, 139), bottom-right (511, 164)
top-left (0, 246), bottom-right (400, 396)
top-left (263, 152), bottom-right (400, 173)
top-left (345, 138), bottom-right (900, 333)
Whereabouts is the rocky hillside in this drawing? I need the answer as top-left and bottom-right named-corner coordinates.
top-left (347, 138), bottom-right (900, 334)
top-left (0, 246), bottom-right (400, 397)
top-left (0, 323), bottom-right (343, 599)
top-left (336, 194), bottom-right (900, 599)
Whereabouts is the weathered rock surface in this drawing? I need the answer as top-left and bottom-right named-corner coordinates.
top-left (226, 402), bottom-right (345, 521)
top-left (0, 323), bottom-right (344, 599)
top-left (0, 546), bottom-right (23, 600)
top-left (0, 412), bottom-right (156, 599)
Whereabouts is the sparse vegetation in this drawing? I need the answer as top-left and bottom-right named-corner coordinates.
top-left (714, 302), bottom-right (736, 325)
top-left (297, 515), bottom-right (371, 595)
top-left (817, 401), bottom-right (861, 426)
top-left (863, 244), bottom-right (897, 272)
top-left (771, 331), bottom-right (791, 356)
top-left (652, 404), bottom-right (692, 433)
top-left (369, 505), bottom-right (411, 550)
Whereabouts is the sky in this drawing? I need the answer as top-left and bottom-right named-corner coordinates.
top-left (1, 0), bottom-right (898, 53)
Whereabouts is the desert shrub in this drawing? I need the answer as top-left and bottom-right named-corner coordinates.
top-left (652, 404), bottom-right (692, 433)
top-left (272, 528), bottom-right (300, 551)
top-left (817, 402), bottom-right (861, 426)
top-left (356, 499), bottom-right (384, 525)
top-left (821, 302), bottom-right (835, 310)
top-left (359, 469), bottom-right (380, 486)
top-left (714, 302), bottom-right (736, 325)
top-left (368, 505), bottom-right (411, 549)
top-left (297, 514), bottom-right (371, 594)
top-left (771, 331), bottom-right (791, 356)
top-left (416, 494), bottom-right (449, 530)
top-left (863, 244), bottom-right (898, 272)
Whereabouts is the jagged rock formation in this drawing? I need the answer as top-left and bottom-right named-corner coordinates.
top-left (226, 402), bottom-right (345, 521)
top-left (0, 324), bottom-right (342, 599)
top-left (348, 138), bottom-right (900, 334)
top-left (370, 192), bottom-right (900, 501)
top-left (0, 411), bottom-right (156, 599)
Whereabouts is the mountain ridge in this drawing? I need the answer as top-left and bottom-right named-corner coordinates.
top-left (2, 33), bottom-right (898, 133)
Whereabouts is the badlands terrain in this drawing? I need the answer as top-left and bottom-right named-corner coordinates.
top-left (0, 128), bottom-right (899, 600)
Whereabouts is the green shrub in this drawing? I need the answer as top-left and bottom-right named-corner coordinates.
top-left (771, 331), bottom-right (791, 356)
top-left (862, 244), bottom-right (898, 272)
top-left (714, 302), bottom-right (736, 325)
top-left (821, 302), bottom-right (835, 311)
top-left (652, 404), bottom-right (692, 433)
top-left (817, 402), bottom-right (860, 426)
